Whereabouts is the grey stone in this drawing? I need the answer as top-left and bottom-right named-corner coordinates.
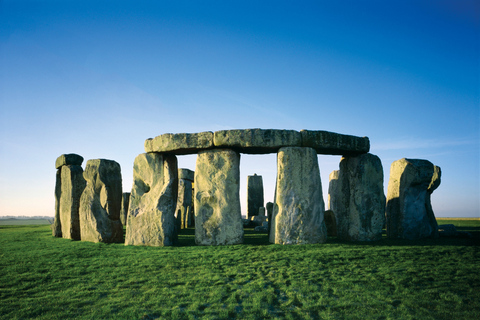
top-left (144, 132), bottom-right (214, 155)
top-left (195, 149), bottom-right (244, 245)
top-left (125, 153), bottom-right (178, 246)
top-left (258, 207), bottom-right (266, 216)
top-left (270, 147), bottom-right (327, 244)
top-left (266, 202), bottom-right (273, 236)
top-left (386, 158), bottom-right (441, 240)
top-left (247, 174), bottom-right (264, 218)
top-left (55, 153), bottom-right (84, 169)
top-left (332, 153), bottom-right (386, 241)
top-left (52, 169), bottom-right (62, 237)
top-left (324, 210), bottom-right (337, 237)
top-left (176, 174), bottom-right (194, 229)
top-left (79, 159), bottom-right (124, 243)
top-left (120, 192), bottom-right (130, 226)
top-left (328, 170), bottom-right (340, 212)
top-left (300, 130), bottom-right (369, 156)
top-left (178, 168), bottom-right (194, 181)
top-left (213, 129), bottom-right (302, 154)
top-left (59, 165), bottom-right (86, 240)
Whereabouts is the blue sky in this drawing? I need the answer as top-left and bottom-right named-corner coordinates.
top-left (1, 0), bottom-right (478, 217)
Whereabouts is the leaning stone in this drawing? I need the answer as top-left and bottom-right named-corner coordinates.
top-left (125, 153), bottom-right (178, 246)
top-left (59, 165), bottom-right (86, 240)
top-left (79, 159), bottom-right (124, 243)
top-left (333, 153), bottom-right (386, 241)
top-left (144, 132), bottom-right (214, 154)
top-left (300, 130), bottom-right (369, 156)
top-left (270, 147), bottom-right (327, 244)
top-left (386, 158), bottom-right (441, 240)
top-left (213, 129), bottom-right (302, 154)
top-left (120, 192), bottom-right (130, 226)
top-left (195, 149), bottom-right (244, 245)
top-left (247, 174), bottom-right (264, 218)
top-left (324, 210), bottom-right (337, 237)
top-left (55, 153), bottom-right (84, 169)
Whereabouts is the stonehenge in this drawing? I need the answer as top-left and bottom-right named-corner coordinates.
top-left (53, 128), bottom-right (443, 246)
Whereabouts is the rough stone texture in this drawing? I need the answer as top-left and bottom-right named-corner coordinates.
top-left (247, 174), bottom-right (264, 218)
top-left (120, 192), bottom-right (130, 226)
top-left (324, 210), bottom-right (337, 237)
top-left (52, 169), bottom-right (63, 237)
top-left (213, 129), bottom-right (302, 154)
top-left (300, 130), bottom-right (370, 156)
top-left (266, 202), bottom-right (274, 237)
top-left (386, 158), bottom-right (441, 240)
top-left (328, 170), bottom-right (340, 211)
top-left (79, 159), bottom-right (124, 243)
top-left (55, 153), bottom-right (84, 169)
top-left (125, 153), bottom-right (178, 246)
top-left (270, 147), bottom-right (327, 244)
top-left (195, 149), bottom-right (244, 245)
top-left (59, 165), bottom-right (86, 240)
top-left (144, 132), bottom-right (214, 155)
top-left (332, 153), bottom-right (386, 241)
top-left (176, 176), bottom-right (194, 229)
top-left (178, 168), bottom-right (195, 181)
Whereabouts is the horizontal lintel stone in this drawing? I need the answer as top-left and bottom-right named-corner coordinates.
top-left (144, 131), bottom-right (214, 155)
top-left (178, 168), bottom-right (194, 181)
top-left (55, 154), bottom-right (84, 169)
top-left (300, 130), bottom-right (369, 156)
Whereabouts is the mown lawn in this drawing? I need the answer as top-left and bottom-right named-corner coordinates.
top-left (0, 221), bottom-right (479, 319)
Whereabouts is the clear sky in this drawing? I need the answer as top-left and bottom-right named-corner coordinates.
top-left (1, 0), bottom-right (479, 218)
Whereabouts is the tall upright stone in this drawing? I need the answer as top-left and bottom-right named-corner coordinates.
top-left (386, 158), bottom-right (441, 240)
top-left (79, 159), bottom-right (123, 243)
top-left (53, 154), bottom-right (86, 240)
top-left (328, 170), bottom-right (340, 212)
top-left (195, 149), bottom-right (244, 245)
top-left (125, 153), bottom-right (178, 246)
top-left (176, 168), bottom-right (194, 229)
top-left (331, 153), bottom-right (386, 241)
top-left (120, 192), bottom-right (130, 226)
top-left (247, 174), bottom-right (264, 218)
top-left (270, 147), bottom-right (327, 244)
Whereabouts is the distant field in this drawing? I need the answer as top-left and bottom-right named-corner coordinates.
top-left (0, 222), bottom-right (479, 319)
top-left (0, 219), bottom-right (53, 225)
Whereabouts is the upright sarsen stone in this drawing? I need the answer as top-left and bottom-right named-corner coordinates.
top-left (125, 153), bottom-right (178, 246)
top-left (270, 147), bottom-right (327, 244)
top-left (386, 158), bottom-right (441, 240)
top-left (79, 159), bottom-right (123, 243)
top-left (247, 174), bottom-right (264, 218)
top-left (176, 168), bottom-right (194, 229)
top-left (120, 192), bottom-right (130, 226)
top-left (333, 153), bottom-right (386, 241)
top-left (195, 149), bottom-right (244, 245)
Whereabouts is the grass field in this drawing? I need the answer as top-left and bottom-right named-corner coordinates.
top-left (1, 220), bottom-right (479, 319)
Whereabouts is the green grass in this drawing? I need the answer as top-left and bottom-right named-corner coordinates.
top-left (0, 219), bottom-right (53, 225)
top-left (1, 221), bottom-right (479, 319)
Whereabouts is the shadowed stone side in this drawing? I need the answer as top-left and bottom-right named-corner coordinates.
top-left (120, 192), bottom-right (130, 227)
top-left (125, 153), bottom-right (178, 246)
top-left (386, 158), bottom-right (441, 240)
top-left (79, 159), bottom-right (123, 243)
top-left (53, 169), bottom-right (62, 237)
top-left (213, 129), bottom-right (302, 154)
top-left (247, 174), bottom-right (264, 218)
top-left (55, 153), bottom-right (84, 169)
top-left (176, 169), bottom-right (194, 229)
top-left (300, 130), bottom-right (370, 156)
top-left (333, 153), bottom-right (386, 241)
top-left (59, 165), bottom-right (86, 240)
top-left (270, 147), bottom-right (327, 245)
top-left (195, 149), bottom-right (244, 245)
top-left (144, 132), bottom-right (214, 154)
top-left (328, 170), bottom-right (340, 212)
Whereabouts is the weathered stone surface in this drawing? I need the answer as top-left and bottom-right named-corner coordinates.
top-left (386, 158), bottom-right (441, 240)
top-left (178, 168), bottom-right (194, 181)
top-left (266, 201), bottom-right (274, 237)
top-left (213, 129), bottom-right (302, 154)
top-left (52, 169), bottom-right (62, 237)
top-left (247, 174), bottom-right (264, 218)
top-left (176, 175), bottom-right (193, 229)
top-left (328, 170), bottom-right (340, 212)
top-left (300, 130), bottom-right (369, 156)
top-left (59, 165), bottom-right (86, 240)
top-left (125, 153), bottom-right (178, 246)
top-left (331, 153), bottom-right (386, 241)
top-left (324, 210), bottom-right (337, 237)
top-left (195, 149), bottom-right (244, 245)
top-left (120, 192), bottom-right (130, 226)
top-left (270, 147), bottom-right (327, 244)
top-left (79, 159), bottom-right (124, 243)
top-left (144, 132), bottom-right (214, 154)
top-left (55, 153), bottom-right (84, 169)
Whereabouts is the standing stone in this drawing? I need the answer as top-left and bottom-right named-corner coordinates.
top-left (247, 174), bottom-right (264, 218)
top-left (270, 147), bottom-right (327, 244)
top-left (266, 202), bottom-right (274, 237)
top-left (386, 158), bottom-right (441, 240)
top-left (79, 159), bottom-right (124, 243)
top-left (195, 149), bottom-right (244, 245)
top-left (328, 170), bottom-right (340, 212)
top-left (324, 210), bottom-right (337, 237)
top-left (120, 192), bottom-right (130, 227)
top-left (53, 154), bottom-right (86, 240)
top-left (331, 153), bottom-right (386, 241)
top-left (176, 168), bottom-right (194, 229)
top-left (125, 153), bottom-right (178, 246)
